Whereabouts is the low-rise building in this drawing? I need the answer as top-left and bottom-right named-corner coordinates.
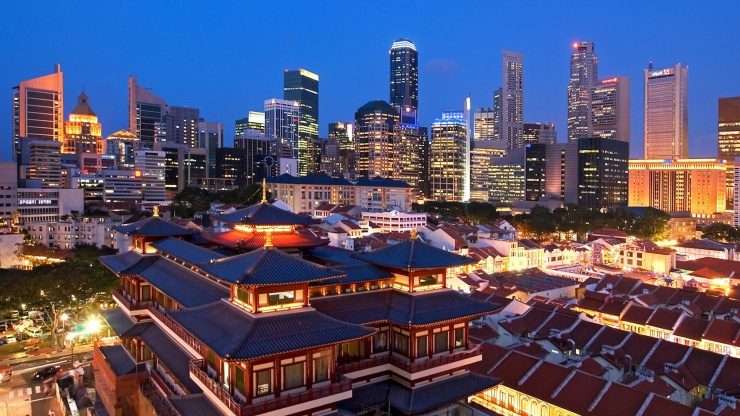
top-left (618, 240), bottom-right (676, 274)
top-left (360, 210), bottom-right (426, 233)
top-left (24, 216), bottom-right (119, 249)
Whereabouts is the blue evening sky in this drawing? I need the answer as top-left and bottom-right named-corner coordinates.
top-left (1, 1), bottom-right (739, 160)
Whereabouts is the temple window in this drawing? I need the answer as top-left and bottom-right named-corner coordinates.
top-left (141, 286), bottom-right (151, 301)
top-left (235, 366), bottom-right (245, 395)
top-left (235, 288), bottom-right (251, 306)
top-left (313, 351), bottom-right (331, 383)
top-left (283, 362), bottom-right (304, 390)
top-left (419, 275), bottom-right (438, 286)
top-left (255, 369), bottom-right (272, 396)
top-left (373, 331), bottom-right (388, 353)
top-left (267, 291), bottom-right (295, 305)
top-left (393, 332), bottom-right (410, 356)
top-left (454, 328), bottom-right (464, 348)
top-left (342, 341), bottom-right (365, 361)
top-left (416, 335), bottom-right (428, 357)
top-left (434, 331), bottom-right (448, 353)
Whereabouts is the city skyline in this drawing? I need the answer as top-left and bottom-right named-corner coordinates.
top-left (2, 2), bottom-right (740, 160)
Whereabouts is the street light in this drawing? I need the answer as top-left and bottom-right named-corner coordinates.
top-left (66, 333), bottom-right (74, 363)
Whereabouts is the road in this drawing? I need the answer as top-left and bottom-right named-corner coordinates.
top-left (0, 346), bottom-right (94, 416)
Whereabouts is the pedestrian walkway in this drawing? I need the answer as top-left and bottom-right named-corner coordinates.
top-left (5, 384), bottom-right (44, 398)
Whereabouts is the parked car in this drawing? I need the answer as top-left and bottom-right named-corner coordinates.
top-left (3, 335), bottom-right (16, 344)
top-left (0, 321), bottom-right (7, 333)
top-left (33, 366), bottom-right (60, 380)
top-left (26, 327), bottom-right (44, 338)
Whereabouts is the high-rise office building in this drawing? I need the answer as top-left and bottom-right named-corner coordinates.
top-left (488, 147), bottom-right (526, 204)
top-left (63, 92), bottom-right (103, 155)
top-left (419, 127), bottom-right (430, 198)
top-left (19, 138), bottom-right (62, 188)
top-left (134, 149), bottom-right (166, 202)
top-left (591, 76), bottom-right (631, 142)
top-left (354, 100), bottom-right (399, 179)
top-left (545, 142), bottom-right (578, 204)
top-left (395, 123), bottom-right (422, 188)
top-left (328, 122), bottom-right (355, 175)
top-left (320, 136), bottom-right (342, 178)
top-left (718, 97), bottom-right (740, 205)
top-left (430, 112), bottom-right (468, 201)
top-left (153, 143), bottom-right (207, 194)
top-left (523, 123), bottom-right (557, 145)
top-left (235, 111), bottom-right (266, 137)
top-left (567, 41), bottom-right (598, 142)
top-left (470, 140), bottom-right (507, 201)
top-left (106, 129), bottom-right (139, 170)
top-left (577, 137), bottom-right (628, 209)
top-left (197, 121), bottom-right (223, 178)
top-left (12, 64), bottom-right (64, 162)
top-left (500, 50), bottom-right (524, 150)
top-left (493, 89), bottom-right (503, 142)
top-left (233, 130), bottom-right (279, 185)
top-left (284, 69), bottom-right (319, 176)
top-left (629, 159), bottom-right (726, 217)
top-left (264, 98), bottom-right (300, 162)
top-left (525, 144), bottom-right (548, 201)
top-left (389, 38), bottom-right (418, 116)
top-left (474, 108), bottom-right (497, 141)
top-left (644, 63), bottom-right (689, 159)
top-left (163, 106), bottom-right (200, 147)
top-left (128, 76), bottom-right (166, 149)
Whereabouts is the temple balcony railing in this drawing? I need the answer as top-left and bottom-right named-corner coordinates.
top-left (190, 359), bottom-right (353, 416)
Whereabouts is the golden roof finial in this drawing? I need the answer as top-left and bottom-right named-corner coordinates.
top-left (410, 227), bottom-right (418, 240)
top-left (264, 229), bottom-right (273, 248)
top-left (153, 205), bottom-right (159, 217)
top-left (261, 178), bottom-right (268, 203)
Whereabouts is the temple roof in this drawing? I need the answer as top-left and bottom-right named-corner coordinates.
top-left (211, 202), bottom-right (318, 226)
top-left (150, 237), bottom-right (225, 264)
top-left (169, 300), bottom-right (375, 361)
top-left (198, 246), bottom-right (343, 286)
top-left (202, 228), bottom-right (327, 250)
top-left (114, 216), bottom-right (198, 237)
top-left (352, 240), bottom-right (476, 270)
top-left (310, 288), bottom-right (501, 327)
top-left (312, 263), bottom-right (394, 287)
top-left (337, 373), bottom-right (500, 415)
top-left (168, 395), bottom-right (223, 416)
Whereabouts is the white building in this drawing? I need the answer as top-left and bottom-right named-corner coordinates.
top-left (134, 150), bottom-right (166, 202)
top-left (16, 188), bottom-right (84, 224)
top-left (644, 63), bottom-right (689, 159)
top-left (24, 216), bottom-right (118, 250)
top-left (360, 210), bottom-right (426, 233)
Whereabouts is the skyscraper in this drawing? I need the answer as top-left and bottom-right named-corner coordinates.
top-left (718, 97), bottom-right (740, 205)
top-left (567, 41), bottom-right (598, 142)
top-left (64, 92), bottom-right (103, 155)
top-left (644, 63), bottom-right (689, 159)
top-left (284, 69), bottom-right (319, 176)
top-left (197, 121), bottom-right (223, 178)
top-left (430, 112), bottom-right (468, 201)
top-left (106, 129), bottom-right (139, 169)
top-left (389, 38), bottom-right (419, 117)
top-left (128, 76), bottom-right (166, 149)
top-left (591, 76), bottom-right (630, 142)
top-left (500, 50), bottom-right (523, 150)
top-left (577, 137), bottom-right (628, 209)
top-left (354, 100), bottom-right (399, 179)
top-left (523, 123), bottom-right (557, 145)
top-left (12, 64), bottom-right (64, 162)
top-left (474, 108), bottom-right (497, 141)
top-left (264, 98), bottom-right (300, 161)
top-left (328, 122), bottom-right (355, 175)
top-left (163, 106), bottom-right (200, 147)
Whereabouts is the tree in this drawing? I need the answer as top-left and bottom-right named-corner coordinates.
top-left (701, 222), bottom-right (736, 242)
top-left (632, 207), bottom-right (671, 241)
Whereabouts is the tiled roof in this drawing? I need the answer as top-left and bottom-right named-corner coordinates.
top-left (621, 303), bottom-right (654, 325)
top-left (132, 257), bottom-right (229, 308)
top-left (202, 229), bottom-right (327, 250)
top-left (306, 246), bottom-right (368, 266)
top-left (136, 324), bottom-right (202, 394)
top-left (100, 308), bottom-right (135, 336)
top-left (211, 202), bottom-right (318, 226)
top-left (310, 288), bottom-right (501, 327)
top-left (150, 237), bottom-right (225, 264)
top-left (352, 240), bottom-right (476, 270)
top-left (353, 176), bottom-right (412, 189)
top-left (169, 300), bottom-right (374, 360)
top-left (199, 247), bottom-right (343, 286)
top-left (114, 216), bottom-right (198, 237)
top-left (337, 373), bottom-right (499, 415)
top-left (168, 394), bottom-right (223, 416)
top-left (313, 263), bottom-right (394, 286)
top-left (646, 308), bottom-right (684, 330)
top-left (98, 250), bottom-right (146, 274)
top-left (99, 345), bottom-right (139, 376)
top-left (120, 322), bottom-right (153, 338)
top-left (267, 173), bottom-right (352, 186)
top-left (703, 318), bottom-right (740, 345)
top-left (673, 315), bottom-right (710, 341)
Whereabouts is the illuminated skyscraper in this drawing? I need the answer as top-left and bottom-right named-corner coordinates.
top-left (719, 97), bottom-right (740, 205)
top-left (128, 76), bottom-right (166, 149)
top-left (523, 123), bottom-right (557, 145)
top-left (12, 64), bottom-right (64, 161)
top-left (474, 108), bottom-right (497, 141)
top-left (644, 63), bottom-right (689, 159)
top-left (163, 106), bottom-right (200, 147)
top-left (64, 92), bottom-right (103, 155)
top-left (284, 69), bottom-right (319, 176)
top-left (430, 112), bottom-right (468, 201)
top-left (235, 111), bottom-right (265, 136)
top-left (567, 41), bottom-right (598, 142)
top-left (389, 38), bottom-right (418, 117)
top-left (106, 129), bottom-right (139, 169)
top-left (264, 98), bottom-right (300, 161)
top-left (499, 50), bottom-right (523, 150)
top-left (328, 122), bottom-right (355, 175)
top-left (354, 100), bottom-right (399, 179)
top-left (591, 76), bottom-right (630, 142)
